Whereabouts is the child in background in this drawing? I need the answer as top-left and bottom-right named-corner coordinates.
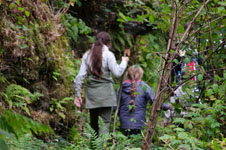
top-left (117, 65), bottom-right (172, 136)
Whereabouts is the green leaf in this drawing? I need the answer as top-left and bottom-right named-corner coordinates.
top-left (17, 0), bottom-right (20, 5)
top-left (170, 49), bottom-right (174, 53)
top-left (178, 144), bottom-right (190, 150)
top-left (25, 11), bottom-right (30, 17)
top-left (160, 134), bottom-right (172, 141)
top-left (146, 53), bottom-right (152, 59)
top-left (20, 44), bottom-right (28, 49)
top-left (178, 132), bottom-right (187, 139)
top-left (173, 59), bottom-right (179, 64)
top-left (205, 89), bottom-right (213, 96)
top-left (142, 85), bottom-right (147, 92)
top-left (213, 84), bottom-right (218, 93)
top-left (173, 118), bottom-right (186, 124)
top-left (218, 7), bottom-right (225, 13)
top-left (118, 35), bottom-right (125, 46)
top-left (214, 74), bottom-right (221, 81)
top-left (149, 15), bottom-right (154, 23)
top-left (137, 15), bottom-right (144, 22)
top-left (178, 24), bottom-right (184, 33)
top-left (9, 3), bottom-right (16, 9)
top-left (18, 7), bottom-right (25, 11)
top-left (118, 12), bottom-right (128, 22)
top-left (213, 139), bottom-right (221, 150)
top-left (174, 128), bottom-right (185, 132)
top-left (198, 74), bottom-right (203, 81)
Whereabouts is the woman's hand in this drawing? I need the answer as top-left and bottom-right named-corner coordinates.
top-left (122, 56), bottom-right (129, 62)
top-left (74, 96), bottom-right (82, 108)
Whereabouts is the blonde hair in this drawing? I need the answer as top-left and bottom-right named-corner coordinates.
top-left (125, 65), bottom-right (144, 81)
top-left (125, 65), bottom-right (144, 98)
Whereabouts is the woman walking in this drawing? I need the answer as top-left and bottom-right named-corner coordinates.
top-left (74, 31), bottom-right (129, 135)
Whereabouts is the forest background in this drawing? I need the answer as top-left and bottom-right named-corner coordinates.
top-left (0, 0), bottom-right (225, 149)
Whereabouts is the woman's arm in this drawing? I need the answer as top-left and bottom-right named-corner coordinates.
top-left (74, 53), bottom-right (88, 97)
top-left (107, 51), bottom-right (128, 78)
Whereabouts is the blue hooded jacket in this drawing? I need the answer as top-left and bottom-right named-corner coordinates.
top-left (117, 80), bottom-right (169, 129)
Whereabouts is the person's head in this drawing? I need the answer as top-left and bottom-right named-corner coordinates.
top-left (126, 65), bottom-right (144, 81)
top-left (125, 65), bottom-right (143, 112)
top-left (89, 31), bottom-right (112, 78)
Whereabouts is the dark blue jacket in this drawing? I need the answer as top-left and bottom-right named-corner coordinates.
top-left (117, 80), bottom-right (169, 129)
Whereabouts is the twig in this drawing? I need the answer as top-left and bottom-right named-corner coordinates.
top-left (217, 117), bottom-right (226, 125)
top-left (112, 72), bottom-right (125, 133)
top-left (176, 0), bottom-right (211, 52)
top-left (190, 15), bottom-right (226, 37)
top-left (203, 0), bottom-right (214, 51)
top-left (159, 138), bottom-right (175, 150)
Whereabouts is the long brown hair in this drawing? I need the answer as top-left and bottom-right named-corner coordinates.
top-left (89, 31), bottom-right (112, 78)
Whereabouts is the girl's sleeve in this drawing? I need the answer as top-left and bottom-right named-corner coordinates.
top-left (145, 83), bottom-right (170, 110)
top-left (107, 52), bottom-right (127, 78)
top-left (73, 53), bottom-right (88, 97)
top-left (144, 83), bottom-right (155, 105)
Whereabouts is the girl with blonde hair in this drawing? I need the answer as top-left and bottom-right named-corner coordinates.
top-left (117, 65), bottom-right (172, 136)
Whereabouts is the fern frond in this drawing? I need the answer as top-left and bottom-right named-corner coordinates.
top-left (4, 84), bottom-right (43, 103)
top-left (85, 117), bottom-right (111, 150)
top-left (0, 110), bottom-right (54, 138)
top-left (0, 117), bottom-right (17, 138)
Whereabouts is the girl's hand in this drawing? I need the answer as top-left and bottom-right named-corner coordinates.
top-left (74, 96), bottom-right (82, 108)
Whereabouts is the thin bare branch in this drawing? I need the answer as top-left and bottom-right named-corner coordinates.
top-left (190, 15), bottom-right (226, 36)
top-left (203, 0), bottom-right (214, 51)
top-left (176, 0), bottom-right (211, 52)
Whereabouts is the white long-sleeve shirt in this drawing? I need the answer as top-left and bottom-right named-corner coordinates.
top-left (74, 45), bottom-right (127, 97)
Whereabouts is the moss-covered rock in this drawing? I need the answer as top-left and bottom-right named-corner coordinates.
top-left (0, 0), bottom-right (77, 133)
